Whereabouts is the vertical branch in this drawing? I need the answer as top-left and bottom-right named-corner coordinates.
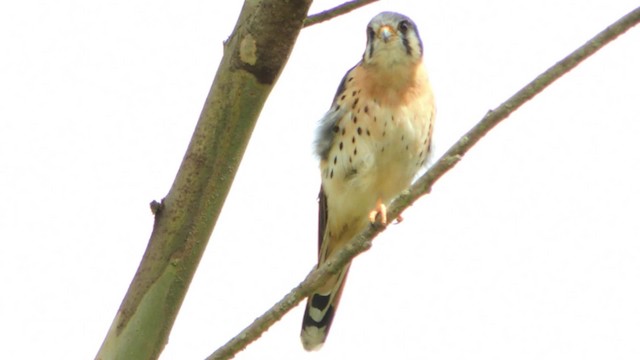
top-left (95, 1), bottom-right (313, 359)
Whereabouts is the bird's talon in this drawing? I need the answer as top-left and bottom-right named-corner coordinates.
top-left (369, 200), bottom-right (387, 225)
top-left (368, 210), bottom-right (376, 223)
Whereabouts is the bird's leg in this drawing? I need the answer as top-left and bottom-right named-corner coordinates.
top-left (368, 198), bottom-right (387, 225)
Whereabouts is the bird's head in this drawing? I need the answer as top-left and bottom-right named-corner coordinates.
top-left (362, 12), bottom-right (423, 69)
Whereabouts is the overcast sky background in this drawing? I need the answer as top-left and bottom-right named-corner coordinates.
top-left (1, 1), bottom-right (639, 359)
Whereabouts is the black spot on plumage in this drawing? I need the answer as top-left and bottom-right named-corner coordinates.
top-left (333, 156), bottom-right (337, 165)
top-left (341, 128), bottom-right (346, 135)
top-left (311, 293), bottom-right (331, 311)
top-left (302, 301), bottom-right (336, 340)
top-left (340, 94), bottom-right (346, 101)
top-left (352, 91), bottom-right (357, 96)
top-left (364, 106), bottom-right (369, 113)
top-left (357, 127), bottom-right (362, 135)
top-left (353, 116), bottom-right (358, 124)
top-left (348, 77), bottom-right (354, 82)
top-left (353, 148), bottom-right (357, 155)
top-left (330, 169), bottom-right (334, 178)
top-left (333, 126), bottom-right (339, 133)
top-left (381, 146), bottom-right (385, 153)
top-left (331, 64), bottom-right (356, 104)
top-left (405, 145), bottom-right (409, 150)
top-left (349, 156), bottom-right (352, 163)
top-left (351, 136), bottom-right (355, 144)
top-left (366, 26), bottom-right (375, 58)
top-left (382, 131), bottom-right (386, 137)
top-left (345, 167), bottom-right (358, 179)
top-left (339, 142), bottom-right (343, 150)
top-left (374, 116), bottom-right (377, 122)
top-left (366, 129), bottom-right (371, 136)
top-left (402, 36), bottom-right (412, 56)
top-left (352, 98), bottom-right (359, 109)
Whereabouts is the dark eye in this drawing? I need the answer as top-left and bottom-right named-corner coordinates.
top-left (398, 20), bottom-right (410, 34)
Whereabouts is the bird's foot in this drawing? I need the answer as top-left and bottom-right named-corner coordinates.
top-left (368, 199), bottom-right (387, 225)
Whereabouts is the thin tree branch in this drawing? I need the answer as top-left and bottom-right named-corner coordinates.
top-left (207, 6), bottom-right (640, 360)
top-left (304, 0), bottom-right (379, 27)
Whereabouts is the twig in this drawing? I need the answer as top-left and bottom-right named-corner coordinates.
top-left (303, 0), bottom-right (379, 27)
top-left (206, 6), bottom-right (640, 360)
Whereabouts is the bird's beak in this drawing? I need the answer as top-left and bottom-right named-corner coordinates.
top-left (378, 25), bottom-right (396, 43)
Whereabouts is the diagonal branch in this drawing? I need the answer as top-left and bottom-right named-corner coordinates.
top-left (95, 1), bottom-right (313, 359)
top-left (304, 0), bottom-right (379, 27)
top-left (206, 6), bottom-right (640, 360)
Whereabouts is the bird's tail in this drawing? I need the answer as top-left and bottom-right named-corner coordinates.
top-left (300, 264), bottom-right (351, 351)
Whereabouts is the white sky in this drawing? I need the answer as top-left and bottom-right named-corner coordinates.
top-left (1, 1), bottom-right (639, 359)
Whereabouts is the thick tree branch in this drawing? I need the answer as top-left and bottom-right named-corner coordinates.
top-left (95, 1), bottom-right (313, 359)
top-left (304, 0), bottom-right (379, 27)
top-left (207, 6), bottom-right (640, 360)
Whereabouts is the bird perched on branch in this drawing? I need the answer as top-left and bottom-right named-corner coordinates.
top-left (301, 11), bottom-right (436, 350)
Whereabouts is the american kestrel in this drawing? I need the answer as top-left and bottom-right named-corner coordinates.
top-left (301, 12), bottom-right (435, 350)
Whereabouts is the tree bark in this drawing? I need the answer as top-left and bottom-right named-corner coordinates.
top-left (96, 1), bottom-right (312, 359)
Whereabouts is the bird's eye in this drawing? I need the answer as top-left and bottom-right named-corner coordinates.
top-left (398, 20), bottom-right (410, 34)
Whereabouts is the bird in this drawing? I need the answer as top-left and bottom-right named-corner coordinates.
top-left (300, 11), bottom-right (436, 351)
